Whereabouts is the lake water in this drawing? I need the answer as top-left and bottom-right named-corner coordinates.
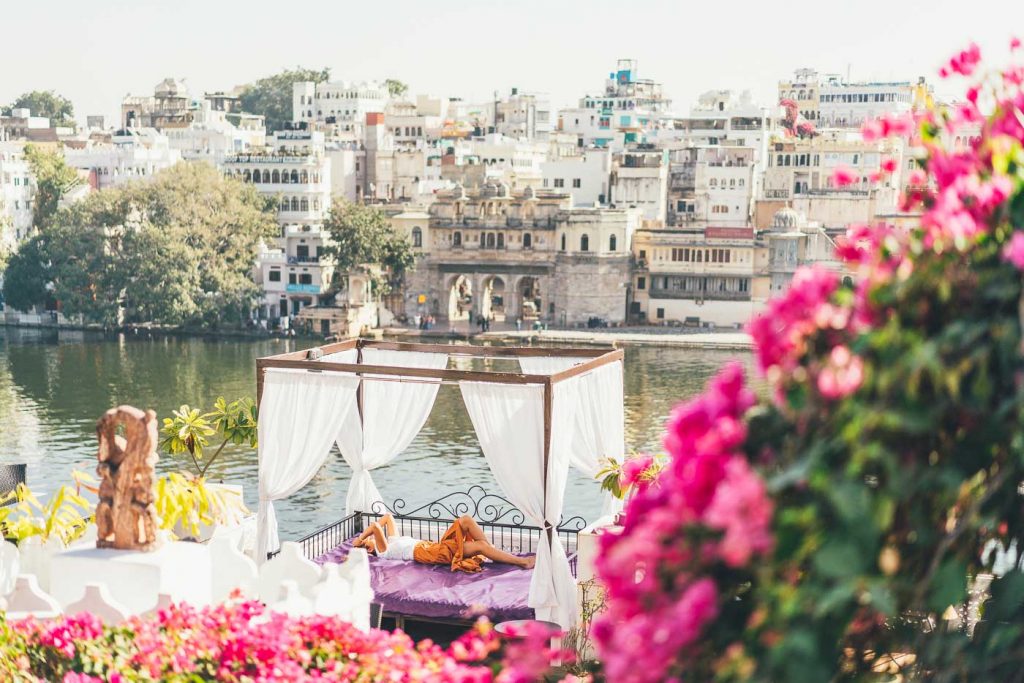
top-left (0, 327), bottom-right (751, 540)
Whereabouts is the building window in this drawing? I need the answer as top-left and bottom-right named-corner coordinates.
top-left (639, 249), bottom-right (646, 259)
top-left (554, 178), bottom-right (565, 188)
top-left (572, 178), bottom-right (581, 188)
top-left (288, 273), bottom-right (297, 285)
top-left (453, 231), bottom-right (462, 246)
top-left (497, 233), bottom-right (505, 248)
top-left (637, 276), bottom-right (646, 290)
top-left (561, 233), bottom-right (566, 251)
top-left (299, 273), bottom-right (313, 285)
top-left (269, 270), bottom-right (281, 282)
top-left (656, 307), bottom-right (665, 319)
top-left (580, 234), bottom-right (589, 252)
top-left (609, 234), bottom-right (617, 251)
top-left (412, 227), bottom-right (422, 247)
top-left (523, 233), bottom-right (532, 249)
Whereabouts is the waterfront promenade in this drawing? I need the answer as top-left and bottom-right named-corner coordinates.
top-left (383, 324), bottom-right (753, 350)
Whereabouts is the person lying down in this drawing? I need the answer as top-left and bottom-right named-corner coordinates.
top-left (354, 513), bottom-right (536, 572)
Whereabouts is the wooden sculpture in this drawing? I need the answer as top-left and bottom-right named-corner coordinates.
top-left (95, 406), bottom-right (161, 551)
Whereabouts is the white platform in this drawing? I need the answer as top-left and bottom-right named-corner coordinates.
top-left (49, 543), bottom-right (213, 615)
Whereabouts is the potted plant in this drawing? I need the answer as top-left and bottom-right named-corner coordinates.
top-left (159, 397), bottom-right (257, 541)
top-left (596, 453), bottom-right (666, 510)
top-left (0, 475), bottom-right (94, 591)
top-left (155, 472), bottom-right (250, 542)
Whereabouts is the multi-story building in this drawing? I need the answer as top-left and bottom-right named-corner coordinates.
top-left (778, 69), bottom-right (932, 128)
top-left (631, 225), bottom-right (761, 327)
top-left (0, 142), bottom-right (34, 246)
top-left (559, 59), bottom-right (671, 149)
top-left (610, 148), bottom-right (669, 225)
top-left (64, 128), bottom-right (183, 189)
top-left (122, 78), bottom-right (194, 129)
top-left (651, 90), bottom-right (775, 164)
top-left (757, 207), bottom-right (843, 296)
top-left (163, 101), bottom-right (265, 165)
top-left (541, 148), bottom-right (612, 206)
top-left (755, 130), bottom-right (905, 230)
top-left (401, 182), bottom-right (638, 325)
top-left (292, 80), bottom-right (389, 140)
top-left (668, 146), bottom-right (757, 229)
top-left (223, 129), bottom-right (331, 226)
top-left (440, 133), bottom-right (547, 191)
top-left (494, 88), bottom-right (553, 141)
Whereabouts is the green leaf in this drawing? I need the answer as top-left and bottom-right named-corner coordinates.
top-left (929, 558), bottom-right (969, 613)
top-left (813, 538), bottom-right (869, 578)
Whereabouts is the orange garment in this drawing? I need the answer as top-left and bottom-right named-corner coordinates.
top-left (413, 519), bottom-right (485, 573)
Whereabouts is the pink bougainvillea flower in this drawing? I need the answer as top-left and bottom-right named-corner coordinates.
top-left (1012, 36), bottom-right (1022, 51)
top-left (817, 345), bottom-right (865, 399)
top-left (704, 457), bottom-right (774, 567)
top-left (944, 42), bottom-right (982, 77)
top-left (880, 158), bottom-right (898, 174)
top-left (832, 166), bottom-right (857, 187)
top-left (620, 454), bottom-right (655, 489)
top-left (1002, 232), bottom-right (1024, 270)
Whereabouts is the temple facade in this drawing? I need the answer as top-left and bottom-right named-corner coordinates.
top-left (400, 182), bottom-right (638, 326)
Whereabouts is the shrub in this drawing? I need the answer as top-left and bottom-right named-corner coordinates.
top-left (594, 39), bottom-right (1024, 682)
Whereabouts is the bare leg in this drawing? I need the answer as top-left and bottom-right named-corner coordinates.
top-left (465, 540), bottom-right (535, 569)
top-left (380, 513), bottom-right (397, 538)
top-left (458, 514), bottom-right (488, 543)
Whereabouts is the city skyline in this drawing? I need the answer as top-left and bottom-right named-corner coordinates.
top-left (4, 0), bottom-right (1018, 126)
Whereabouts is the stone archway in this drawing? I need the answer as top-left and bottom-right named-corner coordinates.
top-left (481, 276), bottom-right (506, 322)
top-left (518, 277), bottom-right (542, 320)
top-left (447, 275), bottom-right (473, 322)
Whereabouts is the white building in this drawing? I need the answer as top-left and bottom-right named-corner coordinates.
top-left (0, 142), bottom-right (33, 246)
top-left (778, 69), bottom-right (932, 128)
top-left (64, 129), bottom-right (183, 189)
top-left (494, 88), bottom-right (553, 140)
top-left (610, 148), bottom-right (668, 225)
top-left (163, 101), bottom-right (265, 165)
top-left (223, 129), bottom-right (332, 227)
top-left (293, 80), bottom-right (389, 140)
top-left (651, 90), bottom-right (776, 167)
top-left (441, 133), bottom-right (547, 191)
top-left (559, 59), bottom-right (671, 149)
top-left (668, 146), bottom-right (757, 229)
top-left (541, 148), bottom-right (612, 206)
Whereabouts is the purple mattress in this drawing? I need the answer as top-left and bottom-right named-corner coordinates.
top-left (316, 538), bottom-right (535, 622)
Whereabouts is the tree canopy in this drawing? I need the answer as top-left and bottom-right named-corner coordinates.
top-left (23, 144), bottom-right (82, 232)
top-left (321, 199), bottom-right (414, 293)
top-left (384, 79), bottom-right (408, 98)
top-left (238, 67), bottom-right (330, 133)
top-left (4, 90), bottom-right (75, 126)
top-left (2, 163), bottom-right (277, 327)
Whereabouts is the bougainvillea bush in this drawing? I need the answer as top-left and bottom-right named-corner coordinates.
top-left (594, 39), bottom-right (1024, 682)
top-left (0, 598), bottom-right (578, 682)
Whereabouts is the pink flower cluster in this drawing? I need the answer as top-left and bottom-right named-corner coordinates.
top-left (593, 364), bottom-right (773, 683)
top-left (3, 598), bottom-right (573, 683)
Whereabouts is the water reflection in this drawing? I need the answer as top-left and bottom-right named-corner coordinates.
top-left (0, 328), bottom-right (753, 540)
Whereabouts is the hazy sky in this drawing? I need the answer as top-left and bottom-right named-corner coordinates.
top-left (3, 0), bottom-right (1019, 126)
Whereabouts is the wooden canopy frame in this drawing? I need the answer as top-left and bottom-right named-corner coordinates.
top-left (256, 338), bottom-right (624, 560)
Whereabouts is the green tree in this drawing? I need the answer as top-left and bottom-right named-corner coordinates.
top-left (321, 199), bottom-right (414, 294)
top-left (5, 90), bottom-right (75, 126)
top-left (238, 67), bottom-right (330, 133)
top-left (1, 237), bottom-right (49, 312)
top-left (3, 163), bottom-right (277, 327)
top-left (23, 144), bottom-right (82, 231)
top-left (384, 79), bottom-right (409, 98)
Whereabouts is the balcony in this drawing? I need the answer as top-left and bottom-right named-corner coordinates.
top-left (649, 289), bottom-right (751, 301)
top-left (287, 255), bottom-right (321, 264)
top-left (763, 189), bottom-right (790, 199)
top-left (286, 283), bottom-right (321, 294)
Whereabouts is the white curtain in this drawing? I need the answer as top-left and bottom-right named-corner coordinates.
top-left (336, 349), bottom-right (448, 514)
top-left (520, 358), bottom-right (626, 518)
top-left (460, 381), bottom-right (579, 628)
top-left (257, 369), bottom-right (360, 561)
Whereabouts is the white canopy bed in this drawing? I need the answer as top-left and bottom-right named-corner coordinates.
top-left (255, 339), bottom-right (625, 628)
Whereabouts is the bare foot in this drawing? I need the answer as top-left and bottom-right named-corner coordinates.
top-left (520, 556), bottom-right (536, 570)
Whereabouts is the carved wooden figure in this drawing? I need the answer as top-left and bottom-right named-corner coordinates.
top-left (95, 406), bottom-right (161, 551)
